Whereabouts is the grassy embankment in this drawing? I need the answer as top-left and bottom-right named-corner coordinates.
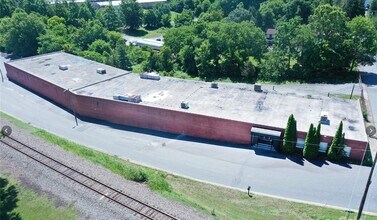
top-left (1, 111), bottom-right (376, 220)
top-left (0, 174), bottom-right (76, 220)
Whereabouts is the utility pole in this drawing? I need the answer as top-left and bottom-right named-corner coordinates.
top-left (357, 151), bottom-right (377, 220)
top-left (350, 84), bottom-right (355, 100)
top-left (0, 69), bottom-right (4, 82)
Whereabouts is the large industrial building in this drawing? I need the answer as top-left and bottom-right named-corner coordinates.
top-left (5, 52), bottom-right (368, 160)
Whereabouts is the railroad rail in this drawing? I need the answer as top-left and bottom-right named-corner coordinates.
top-left (0, 136), bottom-right (179, 220)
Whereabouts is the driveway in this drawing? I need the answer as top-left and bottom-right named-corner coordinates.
top-left (1, 54), bottom-right (376, 213)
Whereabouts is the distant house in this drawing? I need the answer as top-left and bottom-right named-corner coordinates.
top-left (92, 0), bottom-right (167, 9)
top-left (266, 28), bottom-right (277, 46)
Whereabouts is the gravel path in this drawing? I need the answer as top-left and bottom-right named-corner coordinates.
top-left (0, 116), bottom-right (211, 220)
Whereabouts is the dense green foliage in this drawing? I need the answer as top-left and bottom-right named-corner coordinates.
top-left (1, 0), bottom-right (377, 83)
top-left (314, 123), bottom-right (321, 146)
top-left (0, 177), bottom-right (20, 220)
top-left (282, 114), bottom-right (297, 155)
top-left (144, 4), bottom-right (171, 28)
top-left (303, 123), bottom-right (319, 159)
top-left (262, 4), bottom-right (377, 82)
top-left (120, 0), bottom-right (143, 30)
top-left (327, 121), bottom-right (345, 161)
top-left (4, 9), bottom-right (46, 57)
top-left (163, 21), bottom-right (265, 79)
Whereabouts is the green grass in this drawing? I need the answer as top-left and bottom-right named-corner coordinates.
top-left (2, 111), bottom-right (377, 220)
top-left (329, 93), bottom-right (361, 100)
top-left (124, 27), bottom-right (167, 38)
top-left (168, 176), bottom-right (376, 220)
top-left (0, 174), bottom-right (76, 220)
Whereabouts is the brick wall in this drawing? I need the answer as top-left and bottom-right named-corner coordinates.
top-left (5, 63), bottom-right (368, 160)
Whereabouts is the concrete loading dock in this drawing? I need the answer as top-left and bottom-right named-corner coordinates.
top-left (4, 52), bottom-right (369, 160)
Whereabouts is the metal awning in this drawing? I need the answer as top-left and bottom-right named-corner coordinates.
top-left (251, 127), bottom-right (281, 138)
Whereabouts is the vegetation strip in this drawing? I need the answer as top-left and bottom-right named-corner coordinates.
top-left (1, 112), bottom-right (377, 219)
top-left (0, 174), bottom-right (76, 220)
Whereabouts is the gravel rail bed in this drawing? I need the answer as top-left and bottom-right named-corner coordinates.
top-left (0, 116), bottom-right (211, 220)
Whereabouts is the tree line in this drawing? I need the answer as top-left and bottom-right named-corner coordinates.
top-left (1, 0), bottom-right (377, 83)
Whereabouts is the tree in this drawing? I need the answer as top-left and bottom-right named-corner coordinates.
top-left (100, 5), bottom-right (120, 31)
top-left (327, 121), bottom-right (344, 161)
top-left (285, 0), bottom-right (313, 23)
top-left (178, 45), bottom-right (198, 75)
top-left (275, 17), bottom-right (302, 73)
top-left (303, 123), bottom-right (319, 159)
top-left (225, 3), bottom-right (254, 23)
top-left (369, 0), bottom-right (377, 16)
top-left (258, 0), bottom-right (286, 30)
top-left (198, 10), bottom-right (224, 22)
top-left (259, 50), bottom-right (288, 81)
top-left (306, 4), bottom-right (349, 74)
top-left (144, 10), bottom-right (158, 28)
top-left (345, 16), bottom-right (377, 72)
top-left (5, 9), bottom-right (46, 56)
top-left (0, 17), bottom-right (11, 51)
top-left (78, 1), bottom-right (95, 21)
top-left (113, 43), bottom-right (132, 70)
top-left (88, 40), bottom-right (112, 55)
top-left (22, 0), bottom-right (49, 16)
top-left (341, 0), bottom-right (365, 19)
top-left (0, 177), bottom-right (20, 220)
top-left (38, 16), bottom-right (69, 54)
top-left (75, 19), bottom-right (107, 50)
top-left (282, 114), bottom-right (297, 155)
top-left (120, 0), bottom-right (143, 30)
top-left (174, 9), bottom-right (194, 27)
top-left (0, 0), bottom-right (17, 18)
top-left (314, 123), bottom-right (321, 146)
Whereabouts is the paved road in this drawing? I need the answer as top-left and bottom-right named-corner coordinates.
top-left (1, 54), bottom-right (376, 214)
top-left (361, 62), bottom-right (377, 124)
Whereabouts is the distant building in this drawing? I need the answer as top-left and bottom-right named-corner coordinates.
top-left (49, 0), bottom-right (167, 9)
top-left (129, 38), bottom-right (164, 50)
top-left (266, 28), bottom-right (277, 46)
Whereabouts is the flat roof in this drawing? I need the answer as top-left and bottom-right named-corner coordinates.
top-left (7, 52), bottom-right (368, 143)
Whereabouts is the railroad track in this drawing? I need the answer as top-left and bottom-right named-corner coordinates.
top-left (0, 136), bottom-right (179, 220)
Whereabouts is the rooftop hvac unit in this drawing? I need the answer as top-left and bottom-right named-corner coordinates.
top-left (59, 65), bottom-right (69, 71)
top-left (140, 72), bottom-right (160, 80)
top-left (181, 101), bottom-right (189, 109)
top-left (96, 68), bottom-right (106, 74)
top-left (113, 94), bottom-right (141, 103)
top-left (211, 82), bottom-right (218, 89)
top-left (320, 111), bottom-right (329, 124)
top-left (254, 83), bottom-right (262, 92)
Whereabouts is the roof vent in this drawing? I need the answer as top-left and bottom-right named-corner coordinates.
top-left (181, 101), bottom-right (189, 109)
top-left (320, 111), bottom-right (329, 125)
top-left (140, 72), bottom-right (160, 80)
top-left (254, 83), bottom-right (262, 92)
top-left (96, 68), bottom-right (106, 74)
top-left (113, 94), bottom-right (141, 103)
top-left (59, 65), bottom-right (69, 71)
top-left (211, 82), bottom-right (218, 89)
